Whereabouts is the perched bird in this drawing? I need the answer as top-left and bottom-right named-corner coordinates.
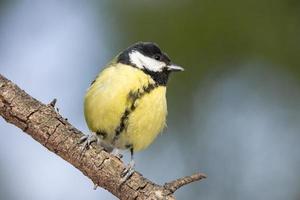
top-left (81, 42), bottom-right (184, 179)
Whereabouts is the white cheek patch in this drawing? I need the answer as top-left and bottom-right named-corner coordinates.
top-left (129, 51), bottom-right (165, 72)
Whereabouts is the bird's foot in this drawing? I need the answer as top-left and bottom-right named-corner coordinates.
top-left (120, 160), bottom-right (135, 183)
top-left (78, 133), bottom-right (98, 152)
top-left (111, 149), bottom-right (123, 159)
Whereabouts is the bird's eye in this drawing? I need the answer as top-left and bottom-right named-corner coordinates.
top-left (154, 54), bottom-right (161, 61)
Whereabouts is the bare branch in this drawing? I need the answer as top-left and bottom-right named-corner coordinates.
top-left (164, 173), bottom-right (207, 195)
top-left (0, 74), bottom-right (206, 200)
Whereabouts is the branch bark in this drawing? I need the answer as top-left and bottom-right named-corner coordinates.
top-left (0, 74), bottom-right (206, 200)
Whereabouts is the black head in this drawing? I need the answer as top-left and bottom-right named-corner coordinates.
top-left (117, 42), bottom-right (183, 85)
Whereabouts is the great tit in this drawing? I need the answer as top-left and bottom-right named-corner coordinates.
top-left (81, 42), bottom-right (184, 180)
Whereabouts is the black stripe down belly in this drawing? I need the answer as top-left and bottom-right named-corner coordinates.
top-left (112, 82), bottom-right (158, 144)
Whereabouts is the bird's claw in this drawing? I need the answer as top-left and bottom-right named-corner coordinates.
top-left (79, 133), bottom-right (98, 152)
top-left (111, 149), bottom-right (123, 159)
top-left (120, 160), bottom-right (135, 183)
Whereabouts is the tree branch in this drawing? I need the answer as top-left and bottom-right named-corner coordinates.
top-left (164, 173), bottom-right (207, 195)
top-left (0, 74), bottom-right (206, 200)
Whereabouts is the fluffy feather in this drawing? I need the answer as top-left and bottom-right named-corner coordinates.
top-left (84, 63), bottom-right (167, 152)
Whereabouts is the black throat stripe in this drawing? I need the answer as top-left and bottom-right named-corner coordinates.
top-left (112, 82), bottom-right (159, 145)
top-left (142, 68), bottom-right (170, 86)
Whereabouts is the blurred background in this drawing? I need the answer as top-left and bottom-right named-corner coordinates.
top-left (0, 1), bottom-right (300, 199)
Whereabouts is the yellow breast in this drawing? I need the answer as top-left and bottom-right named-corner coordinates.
top-left (84, 63), bottom-right (167, 152)
top-left (115, 86), bottom-right (167, 151)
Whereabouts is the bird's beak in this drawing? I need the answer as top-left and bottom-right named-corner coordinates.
top-left (167, 64), bottom-right (184, 72)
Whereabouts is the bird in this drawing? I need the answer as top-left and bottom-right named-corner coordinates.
top-left (81, 42), bottom-right (184, 180)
